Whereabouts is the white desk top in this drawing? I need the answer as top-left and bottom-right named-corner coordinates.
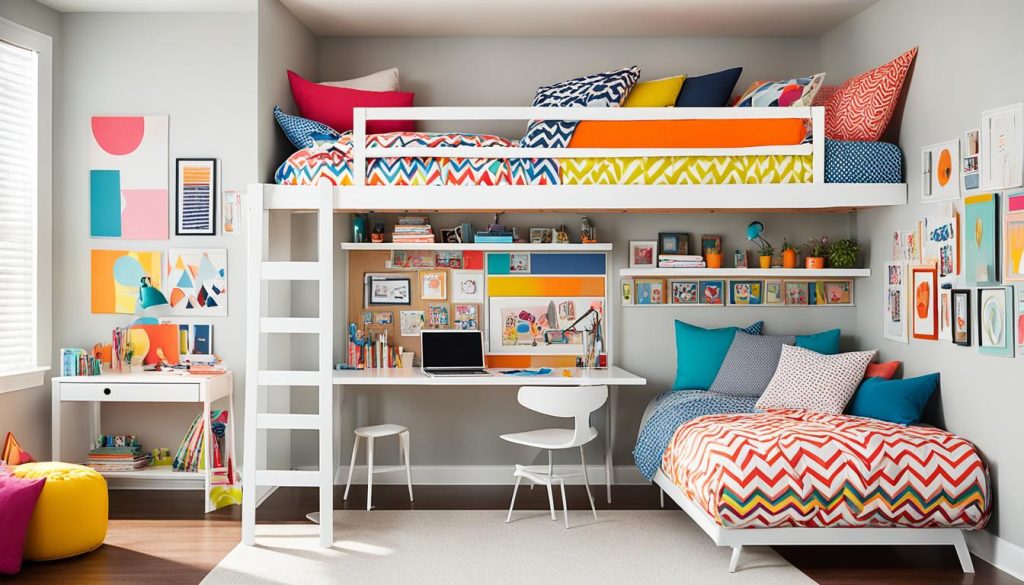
top-left (331, 366), bottom-right (646, 386)
top-left (53, 370), bottom-right (231, 383)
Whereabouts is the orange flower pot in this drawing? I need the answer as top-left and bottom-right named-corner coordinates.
top-left (782, 249), bottom-right (797, 269)
top-left (759, 256), bottom-right (772, 269)
top-left (805, 257), bottom-right (825, 269)
top-left (706, 253), bottom-right (723, 268)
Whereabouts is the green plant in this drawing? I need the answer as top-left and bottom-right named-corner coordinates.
top-left (781, 239), bottom-right (795, 253)
top-left (800, 235), bottom-right (829, 258)
top-left (828, 238), bottom-right (860, 268)
top-left (757, 239), bottom-right (774, 257)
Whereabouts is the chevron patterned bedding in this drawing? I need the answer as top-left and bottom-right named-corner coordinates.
top-left (661, 410), bottom-right (990, 529)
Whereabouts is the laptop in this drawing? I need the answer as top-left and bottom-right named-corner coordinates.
top-left (420, 330), bottom-right (492, 377)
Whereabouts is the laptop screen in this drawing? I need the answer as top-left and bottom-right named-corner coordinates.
top-left (420, 330), bottom-right (485, 369)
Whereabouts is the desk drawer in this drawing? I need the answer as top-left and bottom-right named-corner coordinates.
top-left (60, 382), bottom-right (201, 402)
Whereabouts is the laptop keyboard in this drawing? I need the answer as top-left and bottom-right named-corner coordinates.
top-left (426, 369), bottom-right (491, 376)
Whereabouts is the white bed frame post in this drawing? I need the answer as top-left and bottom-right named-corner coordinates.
top-left (811, 106), bottom-right (825, 184)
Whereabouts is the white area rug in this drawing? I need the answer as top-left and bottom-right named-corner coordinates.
top-left (202, 510), bottom-right (814, 584)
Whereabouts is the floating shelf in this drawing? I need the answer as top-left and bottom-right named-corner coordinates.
top-left (94, 468), bottom-right (202, 480)
top-left (342, 242), bottom-right (612, 251)
top-left (619, 268), bottom-right (870, 278)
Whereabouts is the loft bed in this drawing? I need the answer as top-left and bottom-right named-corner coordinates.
top-left (262, 106), bottom-right (907, 213)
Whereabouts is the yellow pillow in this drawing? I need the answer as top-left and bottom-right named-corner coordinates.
top-left (623, 75), bottom-right (686, 107)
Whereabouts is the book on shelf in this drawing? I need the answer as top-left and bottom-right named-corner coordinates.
top-left (61, 347), bottom-right (101, 376)
top-left (173, 409), bottom-right (230, 473)
top-left (86, 435), bottom-right (151, 472)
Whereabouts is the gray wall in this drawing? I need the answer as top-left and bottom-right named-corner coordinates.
top-left (822, 0), bottom-right (1024, 548)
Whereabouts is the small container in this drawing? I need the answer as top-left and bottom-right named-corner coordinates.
top-left (706, 253), bottom-right (723, 268)
top-left (805, 257), bottom-right (825, 269)
top-left (759, 256), bottom-right (772, 269)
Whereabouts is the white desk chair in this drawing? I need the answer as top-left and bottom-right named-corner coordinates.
top-left (500, 385), bottom-right (607, 528)
top-left (343, 424), bottom-right (413, 511)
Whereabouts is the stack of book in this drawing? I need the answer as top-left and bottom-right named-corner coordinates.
top-left (61, 347), bottom-right (101, 376)
top-left (391, 216), bottom-right (435, 243)
top-left (86, 435), bottom-right (150, 472)
top-left (658, 254), bottom-right (707, 268)
top-left (173, 410), bottom-right (228, 473)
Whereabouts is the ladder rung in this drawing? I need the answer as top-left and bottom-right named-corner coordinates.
top-left (254, 470), bottom-right (322, 487)
top-left (257, 370), bottom-right (323, 386)
top-left (261, 261), bottom-right (321, 281)
top-left (261, 317), bottom-right (321, 334)
top-left (256, 413), bottom-right (323, 430)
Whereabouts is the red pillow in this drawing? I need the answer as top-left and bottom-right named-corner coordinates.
top-left (825, 47), bottom-right (917, 141)
top-left (864, 360), bottom-right (901, 380)
top-left (0, 474), bottom-right (46, 575)
top-left (287, 70), bottom-right (414, 135)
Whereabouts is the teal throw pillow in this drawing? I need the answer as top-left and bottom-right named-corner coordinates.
top-left (848, 373), bottom-right (939, 425)
top-left (795, 328), bottom-right (841, 355)
top-left (673, 320), bottom-right (763, 391)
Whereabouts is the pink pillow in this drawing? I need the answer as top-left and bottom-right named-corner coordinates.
top-left (825, 47), bottom-right (917, 141)
top-left (287, 70), bottom-right (414, 134)
top-left (0, 474), bottom-right (46, 575)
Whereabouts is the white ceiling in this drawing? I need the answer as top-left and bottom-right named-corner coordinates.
top-left (279, 0), bottom-right (878, 37)
top-left (34, 0), bottom-right (253, 12)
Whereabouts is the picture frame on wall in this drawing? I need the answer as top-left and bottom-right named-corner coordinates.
top-left (1004, 191), bottom-right (1024, 283)
top-left (980, 102), bottom-right (1023, 191)
top-left (883, 262), bottom-right (908, 343)
top-left (657, 232), bottom-right (690, 257)
top-left (365, 274), bottom-right (412, 306)
top-left (921, 141), bottom-right (960, 202)
top-left (628, 240), bottom-right (657, 268)
top-left (962, 129), bottom-right (981, 194)
top-left (938, 288), bottom-right (953, 341)
top-left (668, 280), bottom-right (698, 305)
top-left (978, 287), bottom-right (1015, 357)
top-left (451, 270), bottom-right (484, 303)
top-left (964, 192), bottom-right (1000, 285)
top-left (951, 288), bottom-right (972, 346)
top-left (911, 265), bottom-right (938, 341)
top-left (175, 158), bottom-right (217, 236)
top-left (419, 270), bottom-right (447, 300)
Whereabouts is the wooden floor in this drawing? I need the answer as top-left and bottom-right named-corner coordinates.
top-left (7, 485), bottom-right (1020, 585)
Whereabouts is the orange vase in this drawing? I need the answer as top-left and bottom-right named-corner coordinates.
top-left (782, 249), bottom-right (797, 269)
top-left (706, 253), bottom-right (723, 268)
top-left (806, 257), bottom-right (825, 269)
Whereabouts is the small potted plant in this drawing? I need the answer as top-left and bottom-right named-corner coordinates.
top-left (781, 239), bottom-right (797, 269)
top-left (801, 235), bottom-right (829, 269)
top-left (828, 238), bottom-right (860, 269)
top-left (757, 239), bottom-right (774, 269)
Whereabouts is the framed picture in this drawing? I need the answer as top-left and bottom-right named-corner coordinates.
top-left (165, 249), bottom-right (228, 316)
top-left (175, 158), bottom-right (217, 235)
top-left (924, 214), bottom-right (958, 280)
top-left (427, 304), bottom-right (450, 329)
top-left (434, 250), bottom-right (463, 269)
top-left (487, 297), bottom-right (603, 354)
top-left (628, 240), bottom-right (657, 268)
top-left (785, 281), bottom-right (809, 306)
top-left (734, 250), bottom-right (748, 269)
top-left (372, 311), bottom-right (393, 325)
top-left (669, 280), bottom-right (698, 305)
top-left (964, 193), bottom-right (1000, 285)
top-left (883, 262), bottom-right (908, 343)
top-left (700, 234), bottom-right (722, 256)
top-left (921, 141), bottom-right (959, 202)
top-left (978, 287), bottom-right (1015, 357)
top-left (621, 281), bottom-right (633, 305)
top-left (399, 310), bottom-right (425, 337)
top-left (419, 270), bottom-right (447, 300)
top-left (698, 280), bottom-right (724, 306)
top-left (980, 102), bottom-right (1024, 191)
top-left (951, 289), bottom-right (972, 346)
top-left (1017, 287), bottom-right (1024, 356)
top-left (911, 265), bottom-right (938, 340)
top-left (764, 280), bottom-right (783, 305)
top-left (962, 129), bottom-right (981, 193)
top-left (729, 280), bottom-right (763, 305)
top-left (451, 270), bottom-right (484, 303)
top-left (440, 226), bottom-right (464, 243)
top-left (938, 288), bottom-right (953, 341)
top-left (360, 311), bottom-right (372, 324)
top-left (509, 253), bottom-right (531, 273)
top-left (391, 250), bottom-right (435, 269)
top-left (453, 304), bottom-right (479, 330)
top-left (657, 232), bottom-right (690, 257)
top-left (1004, 191), bottom-right (1024, 283)
top-left (824, 280), bottom-right (852, 305)
top-left (529, 228), bottom-right (554, 244)
top-left (366, 274), bottom-right (412, 306)
top-left (635, 279), bottom-right (664, 305)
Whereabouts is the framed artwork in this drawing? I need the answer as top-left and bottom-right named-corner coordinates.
top-left (921, 141), bottom-right (960, 202)
top-left (901, 226), bottom-right (922, 263)
top-left (372, 312), bottom-right (394, 325)
top-left (361, 311), bottom-right (372, 324)
top-left (700, 234), bottom-right (722, 256)
top-left (1017, 287), bottom-right (1024, 356)
top-left (980, 102), bottom-right (1023, 191)
top-left (427, 304), bottom-right (450, 329)
top-left (529, 228), bottom-right (554, 244)
top-left (451, 270), bottom-right (484, 303)
top-left (938, 288), bottom-right (953, 341)
top-left (669, 280), bottom-right (698, 305)
top-left (487, 297), bottom-right (603, 354)
top-left (434, 251), bottom-right (463, 269)
top-left (399, 310), bottom-right (425, 337)
top-left (621, 280), bottom-right (633, 305)
top-left (390, 250), bottom-right (435, 269)
top-left (165, 248), bottom-right (227, 316)
top-left (175, 158), bottom-right (217, 236)
top-left (365, 274), bottom-right (412, 306)
top-left (978, 287), bottom-right (1015, 357)
top-left (825, 280), bottom-right (852, 305)
top-left (911, 265), bottom-right (938, 340)
top-left (90, 249), bottom-right (162, 314)
top-left (924, 214), bottom-right (958, 280)
top-left (734, 250), bottom-right (748, 268)
top-left (419, 270), bottom-right (447, 300)
top-left (698, 280), bottom-right (724, 306)
top-left (764, 280), bottom-right (783, 305)
top-left (1004, 191), bottom-right (1024, 282)
top-left (962, 129), bottom-right (981, 194)
top-left (509, 253), bottom-right (531, 273)
top-left (883, 262), bottom-right (908, 343)
top-left (964, 193), bottom-right (1000, 285)
top-left (657, 232), bottom-right (690, 256)
top-left (951, 288), bottom-right (972, 346)
top-left (729, 281), bottom-right (763, 305)
top-left (453, 304), bottom-right (479, 330)
top-left (635, 279), bottom-right (665, 305)
top-left (785, 281), bottom-right (809, 306)
top-left (629, 240), bottom-right (657, 268)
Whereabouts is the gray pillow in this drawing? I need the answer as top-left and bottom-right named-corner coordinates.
top-left (709, 331), bottom-right (794, 397)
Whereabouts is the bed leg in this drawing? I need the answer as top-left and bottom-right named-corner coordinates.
top-left (659, 487), bottom-right (664, 509)
top-left (953, 533), bottom-right (975, 573)
top-left (728, 545), bottom-right (743, 573)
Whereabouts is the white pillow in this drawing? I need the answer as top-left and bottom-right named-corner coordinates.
top-left (755, 345), bottom-right (876, 414)
top-left (321, 68), bottom-right (400, 92)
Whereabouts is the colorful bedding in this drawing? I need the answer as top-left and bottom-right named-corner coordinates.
top-left (660, 409), bottom-right (990, 529)
top-left (568, 119), bottom-right (808, 148)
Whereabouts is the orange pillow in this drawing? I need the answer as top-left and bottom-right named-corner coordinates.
top-left (864, 360), bottom-right (901, 380)
top-left (825, 47), bottom-right (917, 140)
top-left (568, 119), bottom-right (807, 149)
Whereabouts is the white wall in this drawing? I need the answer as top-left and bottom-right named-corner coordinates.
top-left (822, 0), bottom-right (1024, 550)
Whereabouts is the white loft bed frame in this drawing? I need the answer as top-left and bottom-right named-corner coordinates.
top-left (652, 469), bottom-right (975, 574)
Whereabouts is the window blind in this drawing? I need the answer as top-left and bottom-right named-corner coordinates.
top-left (0, 39), bottom-right (38, 373)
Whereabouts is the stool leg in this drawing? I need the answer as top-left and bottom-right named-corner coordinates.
top-left (506, 475), bottom-right (522, 523)
top-left (366, 436), bottom-right (375, 511)
top-left (343, 435), bottom-right (361, 501)
top-left (401, 431), bottom-right (414, 502)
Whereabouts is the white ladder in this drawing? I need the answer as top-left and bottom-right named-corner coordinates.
top-left (242, 185), bottom-right (335, 547)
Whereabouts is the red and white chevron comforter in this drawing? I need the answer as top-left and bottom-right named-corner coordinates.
top-left (662, 410), bottom-right (990, 529)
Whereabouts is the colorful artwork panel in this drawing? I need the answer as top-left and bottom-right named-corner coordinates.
top-left (978, 287), bottom-right (1014, 357)
top-left (487, 297), bottom-right (603, 354)
top-left (486, 276), bottom-right (605, 297)
top-left (883, 262), bottom-right (908, 343)
top-left (964, 193), bottom-right (999, 285)
top-left (165, 248), bottom-right (227, 316)
top-left (1004, 191), bottom-right (1024, 282)
top-left (911, 265), bottom-right (938, 340)
top-left (91, 249), bottom-right (162, 314)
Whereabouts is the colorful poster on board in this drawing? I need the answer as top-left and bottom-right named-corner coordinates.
top-left (90, 249), bottom-right (162, 314)
top-left (165, 249), bottom-right (227, 316)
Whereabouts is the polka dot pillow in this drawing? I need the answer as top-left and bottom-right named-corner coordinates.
top-left (756, 345), bottom-right (877, 414)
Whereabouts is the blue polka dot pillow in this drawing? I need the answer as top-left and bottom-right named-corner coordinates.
top-left (274, 106), bottom-right (341, 149)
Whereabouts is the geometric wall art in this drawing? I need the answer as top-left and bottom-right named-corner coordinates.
top-left (165, 248), bottom-right (227, 316)
top-left (91, 249), bottom-right (162, 314)
top-left (89, 115), bottom-right (169, 239)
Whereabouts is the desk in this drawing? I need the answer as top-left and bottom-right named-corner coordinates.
top-left (332, 366), bottom-right (646, 502)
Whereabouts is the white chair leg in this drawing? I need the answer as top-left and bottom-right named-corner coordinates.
top-left (343, 435), bottom-right (360, 501)
top-left (366, 436), bottom-right (375, 511)
top-left (546, 450), bottom-right (556, 520)
top-left (506, 476), bottom-right (522, 523)
top-left (659, 487), bottom-right (664, 509)
top-left (728, 545), bottom-right (743, 573)
top-left (580, 446), bottom-right (597, 520)
top-left (401, 431), bottom-right (414, 503)
top-left (559, 479), bottom-right (570, 529)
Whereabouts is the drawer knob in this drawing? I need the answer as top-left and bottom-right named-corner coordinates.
top-left (103, 388), bottom-right (111, 395)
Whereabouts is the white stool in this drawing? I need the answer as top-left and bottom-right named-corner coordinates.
top-left (343, 424), bottom-right (413, 511)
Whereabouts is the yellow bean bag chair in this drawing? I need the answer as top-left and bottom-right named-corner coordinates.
top-left (12, 462), bottom-right (108, 560)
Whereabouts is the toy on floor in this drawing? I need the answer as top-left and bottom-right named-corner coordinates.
top-left (1, 432), bottom-right (35, 466)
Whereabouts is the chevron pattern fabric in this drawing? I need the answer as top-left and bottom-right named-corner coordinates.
top-left (662, 410), bottom-right (990, 529)
top-left (520, 66), bottom-right (641, 149)
top-left (559, 155), bottom-right (814, 185)
top-left (825, 47), bottom-right (917, 141)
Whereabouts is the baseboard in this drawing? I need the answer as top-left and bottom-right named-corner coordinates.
top-left (966, 530), bottom-right (1024, 581)
top-left (291, 464), bottom-right (648, 486)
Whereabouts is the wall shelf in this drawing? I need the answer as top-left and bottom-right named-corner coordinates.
top-left (619, 268), bottom-right (870, 278)
top-left (342, 242), bottom-right (613, 251)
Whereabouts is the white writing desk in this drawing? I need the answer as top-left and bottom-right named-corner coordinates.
top-left (332, 366), bottom-right (646, 502)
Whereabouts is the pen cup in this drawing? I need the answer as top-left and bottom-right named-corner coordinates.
top-left (400, 352), bottom-right (414, 369)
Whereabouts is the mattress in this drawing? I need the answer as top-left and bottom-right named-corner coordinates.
top-left (660, 409), bottom-right (990, 530)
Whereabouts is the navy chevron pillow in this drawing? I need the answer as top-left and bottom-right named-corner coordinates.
top-left (520, 66), bottom-right (641, 149)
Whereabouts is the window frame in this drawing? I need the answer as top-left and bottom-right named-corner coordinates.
top-left (0, 17), bottom-right (52, 394)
